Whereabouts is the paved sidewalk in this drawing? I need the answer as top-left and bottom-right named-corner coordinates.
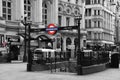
top-left (0, 63), bottom-right (120, 80)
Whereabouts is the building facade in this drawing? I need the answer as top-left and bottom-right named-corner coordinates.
top-left (85, 0), bottom-right (116, 48)
top-left (113, 0), bottom-right (120, 52)
top-left (114, 0), bottom-right (120, 44)
top-left (0, 0), bottom-right (86, 60)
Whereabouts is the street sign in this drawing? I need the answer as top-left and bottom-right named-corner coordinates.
top-left (30, 28), bottom-right (46, 32)
top-left (47, 24), bottom-right (57, 35)
top-left (58, 26), bottom-right (78, 30)
top-left (30, 25), bottom-right (78, 33)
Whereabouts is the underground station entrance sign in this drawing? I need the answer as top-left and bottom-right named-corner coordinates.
top-left (30, 23), bottom-right (78, 34)
top-left (46, 24), bottom-right (57, 35)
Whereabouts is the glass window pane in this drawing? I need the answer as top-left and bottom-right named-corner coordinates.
top-left (28, 12), bottom-right (31, 17)
top-left (28, 0), bottom-right (31, 4)
top-left (3, 8), bottom-right (6, 13)
top-left (45, 21), bottom-right (47, 25)
top-left (28, 6), bottom-right (31, 11)
top-left (24, 5), bottom-right (26, 10)
top-left (24, 11), bottom-right (27, 14)
top-left (45, 15), bottom-right (47, 19)
top-left (24, 0), bottom-right (26, 4)
top-left (45, 10), bottom-right (47, 14)
top-left (3, 14), bottom-right (6, 19)
top-left (8, 9), bottom-right (11, 14)
top-left (3, 1), bottom-right (6, 6)
top-left (7, 2), bottom-right (11, 7)
top-left (8, 15), bottom-right (11, 20)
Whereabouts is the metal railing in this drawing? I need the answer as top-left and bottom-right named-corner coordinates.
top-left (81, 51), bottom-right (110, 66)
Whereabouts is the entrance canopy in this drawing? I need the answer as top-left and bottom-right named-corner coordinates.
top-left (34, 35), bottom-right (53, 42)
top-left (18, 33), bottom-right (52, 42)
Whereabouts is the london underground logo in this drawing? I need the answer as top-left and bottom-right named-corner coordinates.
top-left (46, 24), bottom-right (58, 35)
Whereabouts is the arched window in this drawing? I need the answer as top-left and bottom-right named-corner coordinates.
top-left (42, 3), bottom-right (48, 26)
top-left (76, 0), bottom-right (78, 4)
top-left (66, 7), bottom-right (71, 14)
top-left (2, 0), bottom-right (12, 20)
top-left (24, 0), bottom-right (31, 20)
top-left (58, 7), bottom-right (62, 12)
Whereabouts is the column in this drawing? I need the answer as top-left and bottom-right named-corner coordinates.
top-left (62, 16), bottom-right (66, 26)
top-left (63, 37), bottom-right (66, 51)
top-left (12, 0), bottom-right (24, 21)
top-left (70, 17), bottom-right (74, 26)
top-left (81, 1), bottom-right (85, 29)
top-left (51, 0), bottom-right (58, 25)
top-left (71, 38), bottom-right (75, 58)
top-left (0, 0), bottom-right (2, 17)
top-left (32, 0), bottom-right (42, 23)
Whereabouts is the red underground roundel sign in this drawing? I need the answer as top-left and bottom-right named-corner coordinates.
top-left (46, 24), bottom-right (58, 35)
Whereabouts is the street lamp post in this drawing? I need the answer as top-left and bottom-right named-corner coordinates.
top-left (76, 14), bottom-right (83, 75)
top-left (27, 23), bottom-right (32, 71)
top-left (22, 14), bottom-right (27, 62)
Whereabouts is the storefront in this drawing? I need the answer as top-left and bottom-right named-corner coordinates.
top-left (6, 35), bottom-right (21, 60)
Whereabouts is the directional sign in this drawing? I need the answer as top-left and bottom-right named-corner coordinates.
top-left (30, 28), bottom-right (46, 32)
top-left (58, 26), bottom-right (78, 30)
top-left (30, 25), bottom-right (78, 33)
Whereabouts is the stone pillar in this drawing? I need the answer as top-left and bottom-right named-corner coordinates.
top-left (32, 0), bottom-right (42, 24)
top-left (71, 37), bottom-right (75, 58)
top-left (12, 0), bottom-right (24, 21)
top-left (63, 37), bottom-right (66, 51)
top-left (51, 0), bottom-right (58, 25)
top-left (0, 0), bottom-right (2, 17)
top-left (70, 17), bottom-right (74, 26)
top-left (62, 16), bottom-right (66, 26)
top-left (81, 1), bottom-right (85, 29)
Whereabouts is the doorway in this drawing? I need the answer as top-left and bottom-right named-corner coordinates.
top-left (10, 45), bottom-right (20, 60)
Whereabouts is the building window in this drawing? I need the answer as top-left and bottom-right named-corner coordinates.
top-left (58, 16), bottom-right (62, 26)
top-left (24, 0), bottom-right (31, 20)
top-left (87, 31), bottom-right (91, 39)
top-left (98, 0), bottom-right (100, 4)
top-left (98, 10), bottom-right (100, 15)
top-left (66, 17), bottom-right (70, 26)
top-left (94, 0), bottom-right (97, 4)
top-left (98, 21), bottom-right (100, 28)
top-left (98, 33), bottom-right (100, 39)
top-left (85, 8), bottom-right (91, 16)
top-left (74, 18), bottom-right (78, 26)
top-left (94, 33), bottom-right (97, 39)
top-left (2, 0), bottom-right (12, 20)
top-left (86, 0), bottom-right (91, 5)
top-left (85, 19), bottom-right (91, 28)
top-left (89, 20), bottom-right (91, 28)
top-left (94, 21), bottom-right (97, 27)
top-left (42, 3), bottom-right (48, 26)
top-left (94, 10), bottom-right (96, 15)
top-left (68, 0), bottom-right (70, 2)
top-left (58, 7), bottom-right (62, 12)
top-left (76, 0), bottom-right (78, 4)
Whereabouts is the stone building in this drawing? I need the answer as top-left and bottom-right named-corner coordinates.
top-left (85, 0), bottom-right (116, 48)
top-left (0, 0), bottom-right (86, 60)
